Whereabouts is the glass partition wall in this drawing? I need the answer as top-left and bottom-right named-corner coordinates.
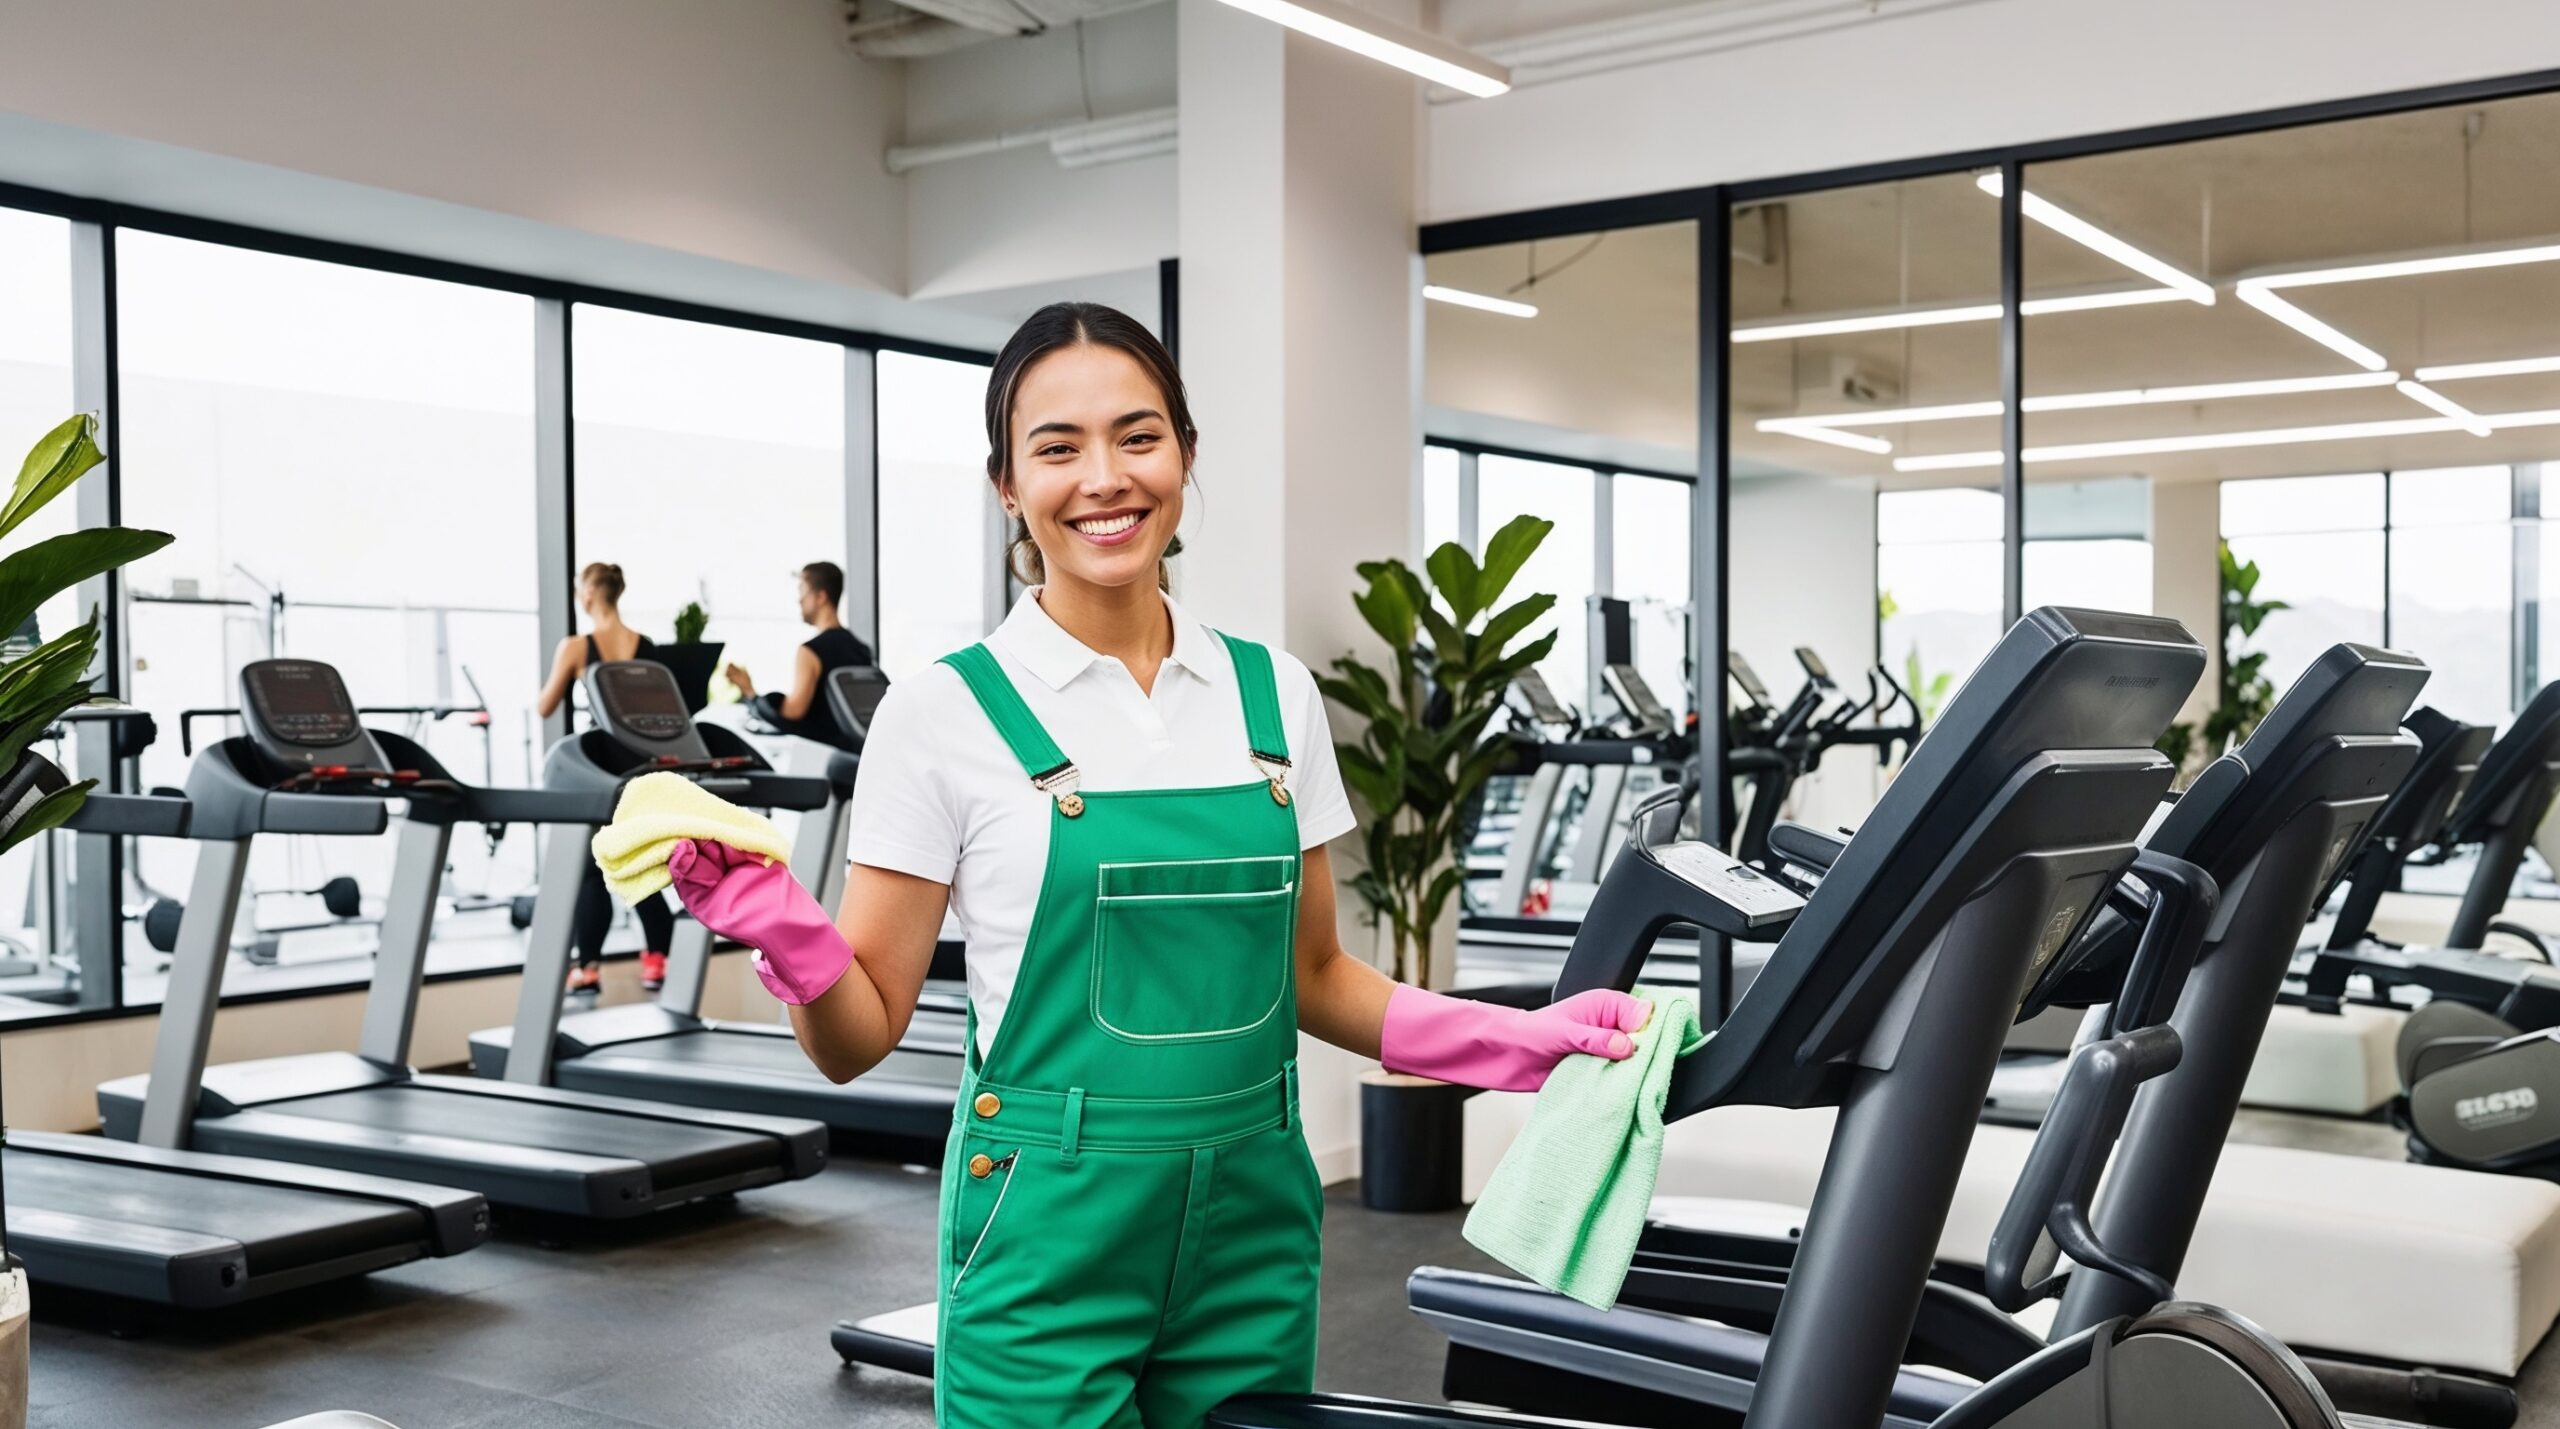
top-left (1423, 221), bottom-right (1698, 932)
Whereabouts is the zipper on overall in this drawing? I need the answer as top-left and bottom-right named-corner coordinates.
top-left (952, 1152), bottom-right (1021, 1293)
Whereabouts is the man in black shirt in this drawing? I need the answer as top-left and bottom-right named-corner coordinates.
top-left (725, 561), bottom-right (876, 749)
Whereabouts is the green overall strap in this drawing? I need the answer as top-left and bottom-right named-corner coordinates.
top-left (940, 644), bottom-right (1073, 784)
top-left (1217, 632), bottom-right (1292, 763)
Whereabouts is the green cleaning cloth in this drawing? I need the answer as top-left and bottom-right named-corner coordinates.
top-left (590, 770), bottom-right (794, 905)
top-left (1463, 985), bottom-right (1709, 1311)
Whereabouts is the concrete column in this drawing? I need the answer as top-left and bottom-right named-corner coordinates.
top-left (1176, 0), bottom-right (1420, 1180)
top-left (2152, 478), bottom-right (2222, 733)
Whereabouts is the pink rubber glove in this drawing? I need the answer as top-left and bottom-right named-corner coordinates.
top-left (1379, 984), bottom-right (1651, 1092)
top-left (665, 839), bottom-right (854, 1005)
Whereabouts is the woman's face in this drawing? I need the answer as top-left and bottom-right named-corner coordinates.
top-left (576, 579), bottom-right (598, 618)
top-left (1003, 343), bottom-right (1186, 593)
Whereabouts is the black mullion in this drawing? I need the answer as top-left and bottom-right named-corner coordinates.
top-left (1999, 161), bottom-right (2025, 627)
top-left (1695, 192), bottom-right (1733, 1019)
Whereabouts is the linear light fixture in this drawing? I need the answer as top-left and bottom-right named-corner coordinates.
top-left (1757, 370), bottom-right (2401, 439)
top-left (1730, 287), bottom-right (2187, 344)
top-left (1890, 406), bottom-right (2560, 472)
top-left (2418, 354), bottom-right (2560, 382)
top-left (1423, 284), bottom-right (1537, 318)
top-left (1770, 424), bottom-right (1894, 455)
top-left (1976, 173), bottom-right (2214, 305)
top-left (2251, 242), bottom-right (2560, 290)
top-left (2396, 380), bottom-right (2493, 437)
top-left (2234, 283), bottom-right (2390, 371)
top-left (1208, 0), bottom-right (1511, 98)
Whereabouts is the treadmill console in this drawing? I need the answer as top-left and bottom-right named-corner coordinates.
top-left (1511, 668), bottom-right (1574, 728)
top-left (825, 667), bottom-right (891, 741)
top-left (1794, 647), bottom-right (1832, 684)
top-left (1727, 652), bottom-right (1771, 709)
top-left (1650, 838), bottom-right (1807, 933)
top-left (240, 660), bottom-right (381, 769)
top-left (584, 660), bottom-right (712, 763)
top-left (1603, 662), bottom-right (1673, 735)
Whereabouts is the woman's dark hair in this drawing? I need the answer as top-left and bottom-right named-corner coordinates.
top-left (579, 561), bottom-right (625, 608)
top-left (984, 302), bottom-right (1194, 588)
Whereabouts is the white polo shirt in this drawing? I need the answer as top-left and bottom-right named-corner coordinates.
top-left (846, 589), bottom-right (1358, 1056)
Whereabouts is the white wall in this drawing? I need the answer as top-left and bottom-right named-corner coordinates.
top-left (0, 0), bottom-right (957, 339)
top-left (1427, 0), bottom-right (2560, 221)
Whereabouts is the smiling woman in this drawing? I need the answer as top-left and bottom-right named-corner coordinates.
top-left (983, 301), bottom-right (1197, 596)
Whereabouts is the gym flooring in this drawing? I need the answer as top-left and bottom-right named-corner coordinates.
top-left (27, 1111), bottom-right (2560, 1428)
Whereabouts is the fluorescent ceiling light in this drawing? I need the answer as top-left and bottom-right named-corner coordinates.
top-left (1730, 287), bottom-right (2185, 344)
top-left (1760, 423), bottom-right (1893, 455)
top-left (2418, 354), bottom-right (2560, 382)
top-left (1759, 370), bottom-right (2401, 436)
top-left (1208, 0), bottom-right (1511, 98)
top-left (1423, 284), bottom-right (1537, 318)
top-left (2234, 283), bottom-right (2390, 371)
top-left (2396, 380), bottom-right (2493, 437)
top-left (1977, 173), bottom-right (2214, 305)
top-left (1891, 406), bottom-right (2560, 472)
top-left (2251, 242), bottom-right (2560, 289)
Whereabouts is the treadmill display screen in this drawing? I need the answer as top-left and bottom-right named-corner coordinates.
top-left (830, 670), bottom-right (888, 731)
top-left (1794, 647), bottom-right (1832, 683)
top-left (245, 662), bottom-right (360, 747)
top-left (1727, 653), bottom-right (1770, 706)
top-left (595, 663), bottom-right (690, 741)
top-left (1512, 669), bottom-right (1572, 727)
top-left (1605, 663), bottom-right (1672, 731)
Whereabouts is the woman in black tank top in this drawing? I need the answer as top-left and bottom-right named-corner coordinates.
top-left (534, 562), bottom-right (678, 993)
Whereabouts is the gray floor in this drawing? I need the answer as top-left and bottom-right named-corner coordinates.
top-left (26, 1112), bottom-right (2560, 1427)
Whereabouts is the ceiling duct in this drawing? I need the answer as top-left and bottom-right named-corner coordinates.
top-left (844, 0), bottom-right (1165, 60)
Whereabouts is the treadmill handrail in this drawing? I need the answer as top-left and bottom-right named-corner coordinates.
top-left (256, 790), bottom-right (392, 838)
top-left (61, 791), bottom-right (191, 838)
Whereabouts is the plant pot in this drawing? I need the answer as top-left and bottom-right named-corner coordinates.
top-left (650, 642), bottom-right (726, 714)
top-left (1359, 1070), bottom-right (1472, 1213)
top-left (0, 1259), bottom-right (26, 1429)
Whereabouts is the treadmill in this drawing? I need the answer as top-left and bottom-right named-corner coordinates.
top-left (0, 740), bottom-right (488, 1308)
top-left (2300, 680), bottom-right (2560, 1024)
top-left (96, 658), bottom-right (829, 1221)
top-left (466, 661), bottom-right (965, 1140)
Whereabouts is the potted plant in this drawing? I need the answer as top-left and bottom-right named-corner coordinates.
top-left (0, 413), bottom-right (174, 1427)
top-left (1319, 514), bottom-right (1555, 1210)
top-left (654, 598), bottom-right (725, 713)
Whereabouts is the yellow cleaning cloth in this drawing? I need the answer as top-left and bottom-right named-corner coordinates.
top-left (590, 771), bottom-right (794, 905)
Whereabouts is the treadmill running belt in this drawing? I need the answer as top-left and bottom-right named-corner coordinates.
top-left (271, 1087), bottom-right (778, 1185)
top-left (5, 1149), bottom-right (424, 1274)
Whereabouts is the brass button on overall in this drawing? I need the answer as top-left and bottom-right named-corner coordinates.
top-left (973, 1091), bottom-right (1002, 1119)
top-left (967, 1152), bottom-right (995, 1179)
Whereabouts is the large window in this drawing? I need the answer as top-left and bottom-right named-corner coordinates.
top-left (875, 351), bottom-right (994, 676)
top-left (2220, 474), bottom-right (2388, 699)
top-left (0, 209), bottom-right (87, 1017)
top-left (116, 233), bottom-right (540, 1003)
top-left (2391, 466), bottom-right (2515, 726)
top-left (1475, 454), bottom-right (1596, 715)
top-left (1877, 486), bottom-right (2006, 720)
top-left (573, 306), bottom-right (846, 698)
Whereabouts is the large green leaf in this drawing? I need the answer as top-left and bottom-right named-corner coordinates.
top-left (0, 529), bottom-right (172, 640)
top-left (0, 617), bottom-right (98, 729)
top-left (1351, 571), bottom-right (1416, 654)
top-left (1475, 515), bottom-right (1553, 611)
top-left (0, 776), bottom-right (95, 856)
top-left (1425, 543), bottom-right (1482, 626)
top-left (1474, 592), bottom-right (1555, 660)
top-left (2, 414), bottom-right (104, 544)
top-left (0, 687), bottom-right (95, 784)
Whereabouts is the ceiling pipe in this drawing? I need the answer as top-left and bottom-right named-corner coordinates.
top-left (888, 105), bottom-right (1178, 174)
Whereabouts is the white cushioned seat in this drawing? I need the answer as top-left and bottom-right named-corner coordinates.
top-left (1463, 1094), bottom-right (2560, 1376)
top-left (2244, 1002), bottom-right (2404, 1115)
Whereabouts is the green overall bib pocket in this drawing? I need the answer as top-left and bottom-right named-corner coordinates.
top-left (1091, 856), bottom-right (1298, 1043)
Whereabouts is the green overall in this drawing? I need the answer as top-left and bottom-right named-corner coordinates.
top-left (933, 635), bottom-right (1324, 1429)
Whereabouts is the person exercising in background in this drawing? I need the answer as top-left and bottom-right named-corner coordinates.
top-left (723, 561), bottom-right (876, 748)
top-left (535, 561), bottom-right (678, 993)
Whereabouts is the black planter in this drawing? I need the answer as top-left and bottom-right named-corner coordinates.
top-left (1360, 1074), bottom-right (1474, 1213)
top-left (651, 642), bottom-right (726, 713)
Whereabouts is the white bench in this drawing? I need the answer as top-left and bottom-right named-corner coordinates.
top-left (1463, 1094), bottom-right (2560, 1377)
top-left (2245, 1003), bottom-right (2404, 1115)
